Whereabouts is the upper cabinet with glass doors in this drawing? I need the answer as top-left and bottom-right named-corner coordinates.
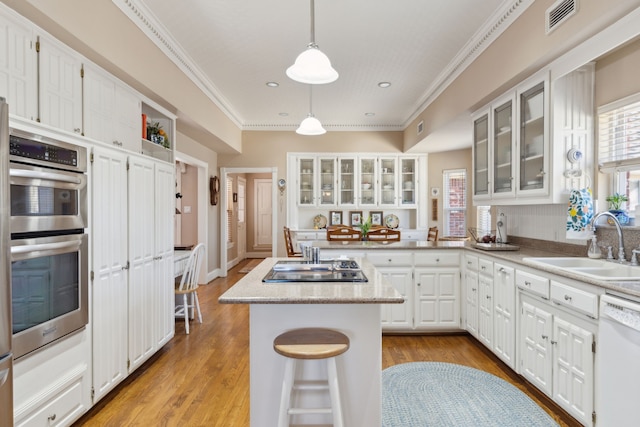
top-left (399, 158), bottom-right (417, 206)
top-left (379, 157), bottom-right (397, 206)
top-left (492, 95), bottom-right (516, 198)
top-left (472, 111), bottom-right (490, 200)
top-left (359, 157), bottom-right (377, 206)
top-left (297, 157), bottom-right (337, 207)
top-left (518, 81), bottom-right (547, 195)
top-left (338, 157), bottom-right (356, 206)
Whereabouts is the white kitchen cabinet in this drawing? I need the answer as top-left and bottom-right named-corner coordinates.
top-left (358, 156), bottom-right (377, 206)
top-left (297, 156), bottom-right (337, 207)
top-left (90, 146), bottom-right (129, 402)
top-left (37, 34), bottom-right (83, 134)
top-left (519, 290), bottom-right (595, 427)
top-left (414, 251), bottom-right (460, 331)
top-left (0, 6), bottom-right (36, 120)
top-left (492, 262), bottom-right (516, 369)
top-left (369, 252), bottom-right (413, 331)
top-left (338, 157), bottom-right (356, 206)
top-left (378, 157), bottom-right (397, 206)
top-left (84, 63), bottom-right (141, 153)
top-left (463, 254), bottom-right (479, 338)
top-left (472, 65), bottom-right (594, 205)
top-left (399, 157), bottom-right (418, 207)
top-left (154, 161), bottom-right (176, 348)
top-left (477, 258), bottom-right (494, 348)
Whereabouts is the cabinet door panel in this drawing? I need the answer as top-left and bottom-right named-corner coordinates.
top-left (493, 264), bottom-right (515, 368)
top-left (379, 269), bottom-right (412, 330)
top-left (415, 268), bottom-right (460, 330)
top-left (520, 300), bottom-right (552, 396)
top-left (464, 270), bottom-right (478, 337)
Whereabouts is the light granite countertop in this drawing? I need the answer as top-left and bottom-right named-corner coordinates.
top-left (218, 257), bottom-right (405, 304)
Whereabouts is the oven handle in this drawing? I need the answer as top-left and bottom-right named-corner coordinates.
top-left (9, 168), bottom-right (82, 184)
top-left (11, 240), bottom-right (82, 255)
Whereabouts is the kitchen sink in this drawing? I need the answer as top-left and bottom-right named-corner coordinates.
top-left (523, 257), bottom-right (640, 281)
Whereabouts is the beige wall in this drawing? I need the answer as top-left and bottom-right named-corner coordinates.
top-left (178, 164), bottom-right (198, 246)
top-left (175, 131), bottom-right (219, 275)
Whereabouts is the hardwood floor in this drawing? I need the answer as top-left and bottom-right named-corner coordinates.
top-left (74, 259), bottom-right (580, 426)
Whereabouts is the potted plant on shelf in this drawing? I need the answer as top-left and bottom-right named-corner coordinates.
top-left (606, 192), bottom-right (630, 224)
top-left (359, 216), bottom-right (372, 241)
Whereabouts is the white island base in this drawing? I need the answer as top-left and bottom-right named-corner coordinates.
top-left (250, 303), bottom-right (382, 427)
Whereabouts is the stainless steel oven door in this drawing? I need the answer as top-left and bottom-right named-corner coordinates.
top-left (10, 233), bottom-right (88, 358)
top-left (9, 162), bottom-right (87, 233)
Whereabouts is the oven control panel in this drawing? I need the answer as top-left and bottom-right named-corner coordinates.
top-left (10, 135), bottom-right (78, 167)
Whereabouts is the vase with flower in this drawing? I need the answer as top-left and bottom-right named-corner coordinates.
top-left (359, 216), bottom-right (372, 241)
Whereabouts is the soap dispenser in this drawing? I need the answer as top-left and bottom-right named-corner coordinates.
top-left (587, 234), bottom-right (602, 259)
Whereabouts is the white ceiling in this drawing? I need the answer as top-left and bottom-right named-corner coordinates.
top-left (132, 0), bottom-right (521, 139)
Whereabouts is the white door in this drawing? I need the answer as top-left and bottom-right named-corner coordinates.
top-left (254, 179), bottom-right (272, 247)
top-left (237, 177), bottom-right (246, 260)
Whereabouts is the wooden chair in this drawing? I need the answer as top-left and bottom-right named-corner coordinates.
top-left (366, 227), bottom-right (401, 242)
top-left (175, 243), bottom-right (206, 334)
top-left (327, 225), bottom-right (362, 241)
top-left (427, 227), bottom-right (438, 241)
top-left (283, 226), bottom-right (302, 257)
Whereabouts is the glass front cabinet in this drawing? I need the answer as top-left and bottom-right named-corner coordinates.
top-left (472, 111), bottom-right (490, 200)
top-left (297, 157), bottom-right (337, 206)
top-left (518, 81), bottom-right (548, 196)
top-left (359, 157), bottom-right (377, 206)
top-left (399, 157), bottom-right (417, 206)
top-left (338, 157), bottom-right (356, 205)
top-left (472, 74), bottom-right (550, 204)
top-left (379, 157), bottom-right (397, 206)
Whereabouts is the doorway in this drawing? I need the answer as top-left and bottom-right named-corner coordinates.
top-left (220, 167), bottom-right (278, 276)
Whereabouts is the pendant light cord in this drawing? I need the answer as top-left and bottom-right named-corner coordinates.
top-left (309, 85), bottom-right (313, 116)
top-left (309, 0), bottom-right (316, 46)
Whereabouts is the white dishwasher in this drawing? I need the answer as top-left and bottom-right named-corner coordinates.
top-left (597, 292), bottom-right (640, 426)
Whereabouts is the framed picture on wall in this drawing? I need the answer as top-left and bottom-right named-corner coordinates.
top-left (350, 211), bottom-right (363, 227)
top-left (370, 211), bottom-right (383, 226)
top-left (330, 211), bottom-right (343, 226)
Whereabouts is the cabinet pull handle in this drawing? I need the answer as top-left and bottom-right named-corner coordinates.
top-left (564, 295), bottom-right (572, 301)
top-left (551, 340), bottom-right (557, 345)
top-left (472, 287), bottom-right (476, 292)
top-left (48, 414), bottom-right (57, 421)
top-left (481, 265), bottom-right (485, 270)
top-left (525, 281), bottom-right (531, 287)
top-left (541, 335), bottom-right (548, 340)
top-left (486, 295), bottom-right (491, 299)
top-left (436, 258), bottom-right (440, 262)
top-left (498, 267), bottom-right (505, 273)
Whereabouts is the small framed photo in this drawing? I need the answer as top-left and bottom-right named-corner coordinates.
top-left (370, 211), bottom-right (383, 226)
top-left (350, 211), bottom-right (363, 227)
top-left (329, 210), bottom-right (343, 226)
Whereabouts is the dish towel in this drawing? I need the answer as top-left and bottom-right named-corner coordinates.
top-left (566, 187), bottom-right (594, 240)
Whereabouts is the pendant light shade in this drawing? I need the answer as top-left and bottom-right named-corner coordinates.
top-left (296, 85), bottom-right (326, 135)
top-left (287, 0), bottom-right (338, 84)
top-left (296, 114), bottom-right (326, 135)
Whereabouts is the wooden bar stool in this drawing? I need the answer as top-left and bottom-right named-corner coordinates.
top-left (273, 328), bottom-right (350, 427)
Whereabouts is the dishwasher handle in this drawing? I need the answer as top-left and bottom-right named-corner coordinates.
top-left (601, 294), bottom-right (640, 332)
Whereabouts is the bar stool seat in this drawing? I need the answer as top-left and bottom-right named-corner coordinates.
top-left (274, 328), bottom-right (350, 427)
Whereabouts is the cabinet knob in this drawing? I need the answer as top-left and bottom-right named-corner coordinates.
top-left (436, 258), bottom-right (440, 262)
top-left (472, 287), bottom-right (477, 292)
top-left (388, 259), bottom-right (392, 263)
top-left (551, 340), bottom-right (557, 345)
top-left (525, 281), bottom-right (531, 287)
top-left (481, 265), bottom-right (485, 270)
top-left (498, 267), bottom-right (506, 273)
top-left (486, 295), bottom-right (491, 299)
top-left (564, 295), bottom-right (572, 301)
top-left (541, 335), bottom-right (548, 340)
top-left (48, 414), bottom-right (57, 421)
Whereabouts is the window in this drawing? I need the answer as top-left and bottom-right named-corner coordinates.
top-left (477, 206), bottom-right (492, 235)
top-left (599, 93), bottom-right (640, 209)
top-left (443, 169), bottom-right (467, 236)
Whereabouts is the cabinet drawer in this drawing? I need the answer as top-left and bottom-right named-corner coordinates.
top-left (550, 281), bottom-right (598, 318)
top-left (515, 270), bottom-right (549, 299)
top-left (17, 377), bottom-right (85, 427)
top-left (367, 252), bottom-right (413, 267)
top-left (463, 254), bottom-right (478, 271)
top-left (478, 258), bottom-right (493, 276)
top-left (415, 251), bottom-right (460, 267)
top-left (296, 232), bottom-right (319, 241)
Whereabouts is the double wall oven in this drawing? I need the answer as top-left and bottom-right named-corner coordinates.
top-left (8, 129), bottom-right (88, 359)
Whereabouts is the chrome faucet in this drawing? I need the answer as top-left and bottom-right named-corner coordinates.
top-left (590, 211), bottom-right (626, 262)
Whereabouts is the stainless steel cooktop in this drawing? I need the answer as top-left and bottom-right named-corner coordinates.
top-left (262, 259), bottom-right (368, 283)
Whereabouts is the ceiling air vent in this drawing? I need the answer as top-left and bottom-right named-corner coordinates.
top-left (546, 0), bottom-right (578, 34)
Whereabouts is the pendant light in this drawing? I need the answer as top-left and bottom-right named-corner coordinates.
top-left (296, 86), bottom-right (326, 135)
top-left (286, 0), bottom-right (338, 85)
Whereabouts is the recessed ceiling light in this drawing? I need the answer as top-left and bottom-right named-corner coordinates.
top-left (364, 112), bottom-right (375, 117)
top-left (279, 112), bottom-right (289, 117)
top-left (266, 82), bottom-right (279, 87)
top-left (378, 82), bottom-right (391, 88)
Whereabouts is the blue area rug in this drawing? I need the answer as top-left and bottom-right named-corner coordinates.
top-left (382, 362), bottom-right (559, 427)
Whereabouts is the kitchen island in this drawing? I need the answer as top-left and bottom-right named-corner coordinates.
top-left (218, 257), bottom-right (403, 427)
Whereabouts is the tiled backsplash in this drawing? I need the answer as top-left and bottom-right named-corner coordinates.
top-left (498, 204), bottom-right (640, 261)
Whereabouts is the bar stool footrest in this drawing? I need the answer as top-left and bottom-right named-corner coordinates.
top-left (288, 408), bottom-right (333, 415)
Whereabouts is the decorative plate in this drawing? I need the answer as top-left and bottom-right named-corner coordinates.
top-left (313, 214), bottom-right (328, 229)
top-left (384, 214), bottom-right (399, 229)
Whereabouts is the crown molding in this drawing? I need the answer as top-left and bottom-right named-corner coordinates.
top-left (403, 0), bottom-right (535, 129)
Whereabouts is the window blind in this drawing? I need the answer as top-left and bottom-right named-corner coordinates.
top-left (598, 93), bottom-right (640, 172)
top-left (443, 169), bottom-right (467, 236)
